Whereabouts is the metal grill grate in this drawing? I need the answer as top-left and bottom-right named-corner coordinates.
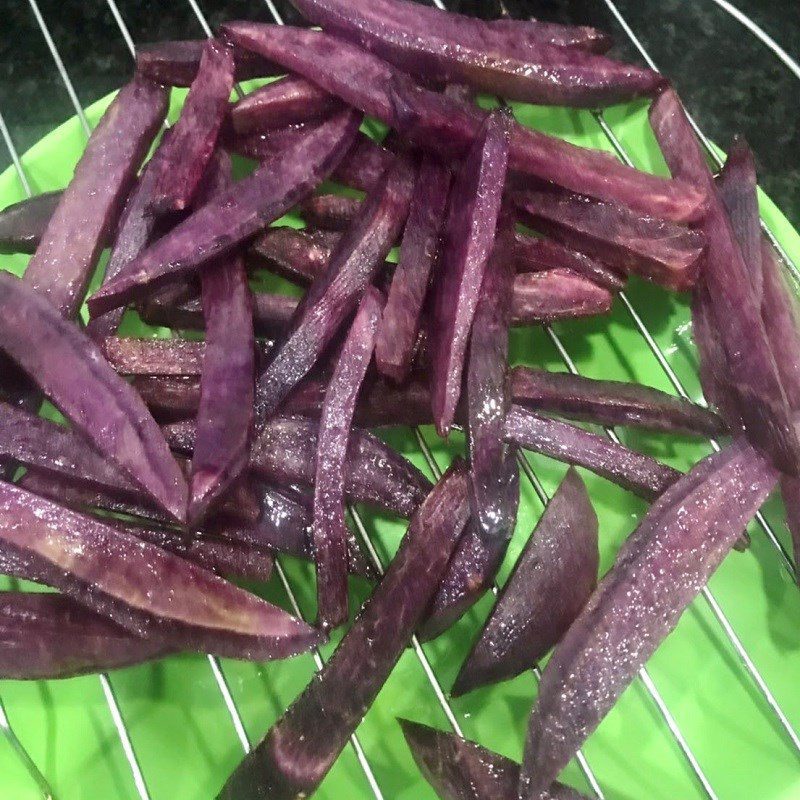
top-left (0, 1), bottom-right (798, 798)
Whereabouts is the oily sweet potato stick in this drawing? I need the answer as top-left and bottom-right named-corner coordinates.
top-left (511, 269), bottom-right (613, 324)
top-left (0, 190), bottom-right (62, 255)
top-left (88, 108), bottom-right (361, 315)
top-left (248, 227), bottom-right (340, 286)
top-left (0, 273), bottom-right (187, 522)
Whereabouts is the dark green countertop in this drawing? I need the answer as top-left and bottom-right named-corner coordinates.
top-left (0, 0), bottom-right (798, 225)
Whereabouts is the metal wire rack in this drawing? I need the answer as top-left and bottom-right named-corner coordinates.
top-left (0, 1), bottom-right (798, 798)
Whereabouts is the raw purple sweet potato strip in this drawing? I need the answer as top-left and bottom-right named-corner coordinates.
top-left (513, 188), bottom-right (705, 291)
top-left (0, 481), bottom-right (320, 660)
top-left (314, 287), bottom-right (383, 628)
top-left (511, 269), bottom-right (613, 324)
top-left (519, 440), bottom-right (777, 798)
top-left (220, 24), bottom-right (705, 222)
top-left (187, 153), bottom-right (255, 525)
top-left (485, 16), bottom-right (611, 54)
top-left (218, 461), bottom-right (471, 799)
top-left (376, 153), bottom-right (451, 383)
top-left (23, 76), bottom-right (168, 318)
top-left (255, 155), bottom-right (414, 419)
top-left (650, 88), bottom-right (800, 474)
top-left (331, 132), bottom-right (394, 192)
top-left (88, 108), bottom-right (361, 315)
top-left (136, 39), bottom-right (279, 87)
top-left (248, 226), bottom-right (340, 286)
top-left (0, 273), bottom-right (188, 522)
top-left (400, 719), bottom-right (589, 800)
top-left (510, 366), bottom-right (726, 437)
top-left (0, 592), bottom-right (175, 680)
top-left (231, 75), bottom-right (342, 134)
top-left (148, 39), bottom-right (234, 216)
top-left (101, 336), bottom-right (208, 377)
top-left (299, 194), bottom-right (363, 233)
top-left (505, 405), bottom-right (680, 500)
top-left (164, 415), bottom-right (431, 518)
top-left (513, 231), bottom-right (625, 291)
top-left (467, 210), bottom-right (519, 541)
top-left (0, 190), bottom-right (62, 255)
top-left (431, 110), bottom-right (510, 436)
top-left (290, 0), bottom-right (663, 106)
top-left (453, 468), bottom-right (598, 697)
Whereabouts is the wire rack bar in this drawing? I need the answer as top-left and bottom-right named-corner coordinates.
top-left (0, 694), bottom-right (54, 799)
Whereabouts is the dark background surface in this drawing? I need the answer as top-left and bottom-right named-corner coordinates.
top-left (0, 0), bottom-right (798, 224)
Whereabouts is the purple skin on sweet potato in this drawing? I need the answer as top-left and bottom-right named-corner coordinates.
top-left (511, 269), bottom-right (613, 324)
top-left (163, 415), bottom-right (431, 519)
top-left (23, 76), bottom-right (168, 319)
top-left (510, 366), bottom-right (727, 438)
top-left (650, 88), bottom-right (800, 475)
top-left (0, 481), bottom-right (321, 660)
top-left (220, 24), bottom-right (705, 222)
top-left (299, 194), bottom-right (363, 233)
top-left (135, 39), bottom-right (279, 87)
top-left (290, 0), bottom-right (663, 107)
top-left (255, 156), bottom-right (414, 419)
top-left (399, 718), bottom-right (590, 800)
top-left (512, 231), bottom-right (625, 291)
top-left (430, 110), bottom-right (510, 437)
top-left (505, 405), bottom-right (680, 500)
top-left (0, 592), bottom-right (175, 680)
top-left (0, 190), bottom-right (63, 255)
top-left (467, 210), bottom-right (520, 542)
top-left (453, 468), bottom-right (598, 697)
top-left (314, 287), bottom-right (384, 629)
top-left (148, 39), bottom-right (234, 216)
top-left (376, 153), bottom-right (451, 384)
top-left (231, 75), bottom-right (343, 135)
top-left (0, 272), bottom-right (188, 522)
top-left (520, 439), bottom-right (777, 798)
top-left (512, 188), bottom-right (705, 291)
top-left (248, 226), bottom-right (340, 286)
top-left (218, 461), bottom-right (471, 800)
top-left (88, 108), bottom-right (361, 316)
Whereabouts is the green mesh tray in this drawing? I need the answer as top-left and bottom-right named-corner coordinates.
top-left (1, 83), bottom-right (799, 800)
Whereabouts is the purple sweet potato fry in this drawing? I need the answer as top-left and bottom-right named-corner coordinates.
top-left (255, 155), bottom-right (414, 419)
top-left (136, 39), bottom-right (279, 87)
top-left (510, 366), bottom-right (726, 437)
top-left (485, 16), bottom-right (612, 55)
top-left (513, 231), bottom-right (625, 291)
top-left (314, 288), bottom-right (383, 628)
top-left (101, 336), bottom-right (206, 376)
top-left (231, 75), bottom-right (342, 134)
top-left (511, 269), bottom-right (613, 324)
top-left (467, 210), bottom-right (519, 541)
top-left (430, 110), bottom-right (510, 436)
top-left (0, 190), bottom-right (62, 255)
top-left (290, 0), bottom-right (663, 106)
top-left (299, 194), bottom-right (363, 232)
top-left (650, 88), bottom-right (800, 474)
top-left (331, 132), bottom-right (394, 192)
top-left (505, 405), bottom-right (680, 500)
top-left (399, 719), bottom-right (589, 800)
top-left (148, 40), bottom-right (234, 215)
top-left (519, 440), bottom-right (777, 798)
top-left (0, 592), bottom-right (174, 680)
top-left (0, 273), bottom-right (188, 522)
top-left (88, 108), bottom-right (361, 315)
top-left (164, 415), bottom-right (431, 518)
top-left (187, 153), bottom-right (255, 525)
top-left (248, 226), bottom-right (340, 286)
top-left (452, 468), bottom-right (598, 697)
top-left (220, 23), bottom-right (706, 222)
top-left (0, 481), bottom-right (321, 659)
top-left (133, 375), bottom-right (202, 419)
top-left (23, 76), bottom-right (167, 319)
top-left (513, 188), bottom-right (705, 291)
top-left (218, 461), bottom-right (471, 799)
top-left (376, 153), bottom-right (451, 383)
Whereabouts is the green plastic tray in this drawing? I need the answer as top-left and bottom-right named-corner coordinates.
top-left (1, 84), bottom-right (800, 800)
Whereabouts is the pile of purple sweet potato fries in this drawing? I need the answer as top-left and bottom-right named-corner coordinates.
top-left (1, 0), bottom-right (798, 797)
